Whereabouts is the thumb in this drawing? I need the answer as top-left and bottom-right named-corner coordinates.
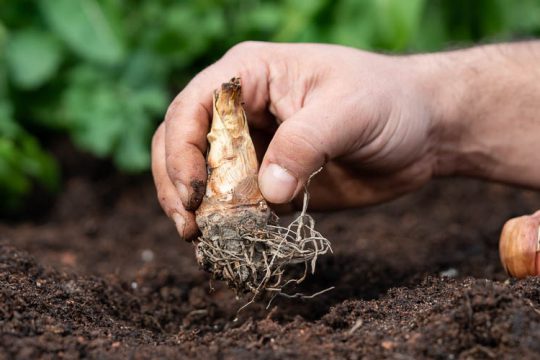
top-left (258, 109), bottom-right (334, 204)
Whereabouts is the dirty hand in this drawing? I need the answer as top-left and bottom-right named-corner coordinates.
top-left (152, 42), bottom-right (444, 240)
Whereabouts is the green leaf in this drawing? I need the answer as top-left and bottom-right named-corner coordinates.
top-left (274, 0), bottom-right (330, 41)
top-left (0, 99), bottom-right (59, 211)
top-left (412, 1), bottom-right (447, 51)
top-left (0, 139), bottom-right (31, 198)
top-left (61, 64), bottom-right (167, 171)
top-left (63, 69), bottom-right (126, 156)
top-left (121, 50), bottom-right (167, 89)
top-left (496, 0), bottom-right (540, 35)
top-left (328, 0), bottom-right (376, 48)
top-left (374, 0), bottom-right (426, 50)
top-left (153, 3), bottom-right (226, 67)
top-left (113, 104), bottom-right (152, 172)
top-left (0, 100), bottom-right (20, 137)
top-left (5, 28), bottom-right (63, 89)
top-left (18, 134), bottom-right (59, 190)
top-left (0, 20), bottom-right (7, 48)
top-left (0, 134), bottom-right (59, 211)
top-left (249, 4), bottom-right (284, 31)
top-left (38, 0), bottom-right (124, 65)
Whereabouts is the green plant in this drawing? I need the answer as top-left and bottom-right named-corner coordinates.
top-left (1, 0), bottom-right (539, 212)
top-left (0, 108), bottom-right (58, 211)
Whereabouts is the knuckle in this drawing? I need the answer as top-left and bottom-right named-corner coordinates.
top-left (164, 96), bottom-right (183, 123)
top-left (151, 123), bottom-right (164, 148)
top-left (165, 152), bottom-right (181, 176)
top-left (156, 187), bottom-right (171, 214)
top-left (275, 123), bottom-right (326, 172)
top-left (226, 41), bottom-right (264, 57)
top-left (282, 122), bottom-right (319, 152)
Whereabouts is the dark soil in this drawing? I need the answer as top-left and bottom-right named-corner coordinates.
top-left (3, 158), bottom-right (540, 358)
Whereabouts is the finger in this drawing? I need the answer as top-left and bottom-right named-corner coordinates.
top-left (258, 104), bottom-right (346, 204)
top-left (152, 123), bottom-right (199, 241)
top-left (164, 42), bottom-right (274, 211)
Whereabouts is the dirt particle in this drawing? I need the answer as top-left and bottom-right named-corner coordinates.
top-left (187, 179), bottom-right (205, 210)
top-left (60, 251), bottom-right (77, 267)
top-left (141, 249), bottom-right (155, 262)
top-left (381, 340), bottom-right (396, 350)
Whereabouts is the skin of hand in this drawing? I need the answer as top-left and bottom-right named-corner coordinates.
top-left (152, 41), bottom-right (438, 240)
top-left (152, 41), bottom-right (540, 241)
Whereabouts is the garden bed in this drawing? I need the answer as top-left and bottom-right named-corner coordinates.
top-left (2, 159), bottom-right (540, 358)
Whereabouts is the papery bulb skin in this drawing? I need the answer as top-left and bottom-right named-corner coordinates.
top-left (499, 210), bottom-right (540, 278)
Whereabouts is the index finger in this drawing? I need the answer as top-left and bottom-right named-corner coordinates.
top-left (164, 42), bottom-right (273, 211)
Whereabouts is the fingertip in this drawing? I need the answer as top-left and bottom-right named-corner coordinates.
top-left (259, 163), bottom-right (298, 204)
top-left (172, 211), bottom-right (200, 242)
top-left (172, 212), bottom-right (186, 238)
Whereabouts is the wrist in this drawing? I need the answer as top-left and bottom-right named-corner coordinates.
top-left (409, 47), bottom-right (490, 179)
top-left (413, 42), bottom-right (540, 188)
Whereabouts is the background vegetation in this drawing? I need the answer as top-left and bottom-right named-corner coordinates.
top-left (1, 0), bottom-right (540, 211)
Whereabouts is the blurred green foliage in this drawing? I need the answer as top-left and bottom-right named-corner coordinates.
top-left (0, 0), bottom-right (539, 211)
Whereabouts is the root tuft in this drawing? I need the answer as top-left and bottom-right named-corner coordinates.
top-left (195, 182), bottom-right (332, 303)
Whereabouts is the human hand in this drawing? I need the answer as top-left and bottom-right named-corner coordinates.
top-left (152, 42), bottom-right (439, 240)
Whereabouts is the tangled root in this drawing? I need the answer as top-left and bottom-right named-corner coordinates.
top-left (195, 189), bottom-right (332, 301)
